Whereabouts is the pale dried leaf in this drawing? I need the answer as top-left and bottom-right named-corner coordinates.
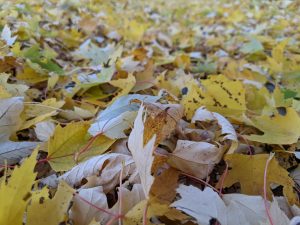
top-left (168, 140), bottom-right (224, 179)
top-left (70, 186), bottom-right (109, 225)
top-left (59, 153), bottom-right (136, 193)
top-left (128, 105), bottom-right (156, 197)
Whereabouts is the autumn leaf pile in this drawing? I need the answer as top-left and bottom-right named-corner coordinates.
top-left (1, 0), bottom-right (300, 224)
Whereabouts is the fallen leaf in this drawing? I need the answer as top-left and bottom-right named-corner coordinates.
top-left (70, 186), bottom-right (108, 225)
top-left (27, 181), bottom-right (74, 225)
top-left (59, 153), bottom-right (136, 193)
top-left (89, 94), bottom-right (159, 139)
top-left (143, 102), bottom-right (184, 146)
top-left (171, 184), bottom-right (227, 225)
top-left (191, 107), bottom-right (238, 153)
top-left (0, 141), bottom-right (38, 165)
top-left (217, 154), bottom-right (297, 205)
top-left (48, 121), bottom-right (115, 171)
top-left (245, 107), bottom-right (300, 144)
top-left (34, 121), bottom-right (55, 141)
top-left (168, 140), bottom-right (224, 179)
top-left (1, 25), bottom-right (17, 46)
top-left (0, 73), bottom-right (28, 98)
top-left (109, 73), bottom-right (136, 104)
top-left (0, 148), bottom-right (38, 225)
top-left (128, 105), bottom-right (156, 197)
top-left (110, 184), bottom-right (145, 218)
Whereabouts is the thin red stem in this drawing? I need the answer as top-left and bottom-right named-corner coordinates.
top-left (143, 202), bottom-right (148, 225)
top-left (119, 162), bottom-right (124, 225)
top-left (75, 193), bottom-right (120, 217)
top-left (218, 161), bottom-right (228, 196)
top-left (105, 215), bottom-right (124, 225)
top-left (263, 153), bottom-right (275, 225)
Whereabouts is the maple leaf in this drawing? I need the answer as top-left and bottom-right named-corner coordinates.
top-left (0, 148), bottom-right (38, 225)
top-left (245, 107), bottom-right (300, 144)
top-left (171, 184), bottom-right (227, 225)
top-left (0, 97), bottom-right (38, 165)
top-left (88, 94), bottom-right (159, 139)
top-left (27, 181), bottom-right (74, 225)
top-left (1, 25), bottom-right (17, 46)
top-left (181, 75), bottom-right (246, 119)
top-left (217, 154), bottom-right (297, 205)
top-left (109, 73), bottom-right (136, 104)
top-left (48, 121), bottom-right (115, 171)
top-left (172, 184), bottom-right (291, 225)
top-left (128, 105), bottom-right (156, 197)
top-left (124, 198), bottom-right (186, 225)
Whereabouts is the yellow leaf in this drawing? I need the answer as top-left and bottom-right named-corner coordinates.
top-left (272, 39), bottom-right (289, 64)
top-left (0, 148), bottom-right (38, 225)
top-left (123, 20), bottom-right (146, 42)
top-left (48, 121), bottom-right (115, 171)
top-left (182, 75), bottom-right (246, 119)
top-left (47, 74), bottom-right (59, 90)
top-left (109, 73), bottom-right (136, 104)
top-left (217, 154), bottom-right (297, 205)
top-left (174, 54), bottom-right (190, 69)
top-left (20, 98), bottom-right (65, 130)
top-left (245, 107), bottom-right (300, 144)
top-left (0, 73), bottom-right (28, 98)
top-left (21, 111), bottom-right (57, 130)
top-left (155, 70), bottom-right (194, 97)
top-left (201, 75), bottom-right (246, 117)
top-left (27, 181), bottom-right (74, 225)
top-left (267, 39), bottom-right (289, 73)
top-left (124, 199), bottom-right (186, 225)
top-left (0, 85), bottom-right (11, 98)
top-left (180, 78), bottom-right (203, 120)
top-left (16, 66), bottom-right (48, 84)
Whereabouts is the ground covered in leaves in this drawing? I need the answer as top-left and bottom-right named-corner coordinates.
top-left (1, 0), bottom-right (300, 224)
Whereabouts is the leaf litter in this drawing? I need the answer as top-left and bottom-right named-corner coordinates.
top-left (0, 0), bottom-right (300, 225)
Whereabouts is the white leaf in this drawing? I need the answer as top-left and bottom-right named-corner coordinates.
top-left (0, 97), bottom-right (24, 140)
top-left (89, 111), bottom-right (137, 139)
top-left (34, 121), bottom-right (55, 141)
top-left (223, 194), bottom-right (267, 225)
top-left (0, 141), bottom-right (38, 165)
top-left (266, 197), bottom-right (290, 225)
top-left (172, 185), bottom-right (291, 225)
top-left (88, 94), bottom-right (159, 138)
top-left (1, 25), bottom-right (17, 46)
top-left (120, 56), bottom-right (144, 73)
top-left (128, 105), bottom-right (156, 197)
top-left (59, 153), bottom-right (136, 193)
top-left (171, 184), bottom-right (227, 225)
top-left (290, 165), bottom-right (300, 187)
top-left (0, 97), bottom-right (38, 165)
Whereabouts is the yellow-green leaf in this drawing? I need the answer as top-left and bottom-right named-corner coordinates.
top-left (0, 148), bottom-right (38, 225)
